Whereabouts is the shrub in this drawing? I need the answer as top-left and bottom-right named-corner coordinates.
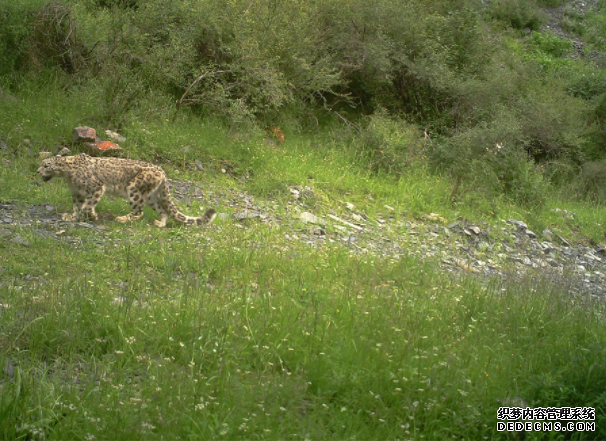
top-left (577, 160), bottom-right (606, 202)
top-left (489, 0), bottom-right (544, 31)
top-left (0, 0), bottom-right (47, 76)
top-left (27, 2), bottom-right (88, 74)
top-left (429, 111), bottom-right (549, 206)
top-left (354, 110), bottom-right (423, 175)
top-left (528, 30), bottom-right (573, 57)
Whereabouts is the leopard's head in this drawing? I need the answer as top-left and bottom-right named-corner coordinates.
top-left (37, 156), bottom-right (67, 182)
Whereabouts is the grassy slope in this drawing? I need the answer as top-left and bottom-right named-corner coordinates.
top-left (1, 82), bottom-right (606, 439)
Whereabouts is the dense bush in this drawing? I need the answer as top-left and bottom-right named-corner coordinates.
top-left (489, 0), bottom-right (544, 31)
top-left (352, 110), bottom-right (423, 175)
top-left (1, 0), bottom-right (605, 200)
top-left (0, 0), bottom-right (47, 76)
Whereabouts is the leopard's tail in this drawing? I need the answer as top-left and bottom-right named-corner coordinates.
top-left (161, 181), bottom-right (216, 226)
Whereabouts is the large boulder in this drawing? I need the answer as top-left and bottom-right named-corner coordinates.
top-left (82, 140), bottom-right (122, 156)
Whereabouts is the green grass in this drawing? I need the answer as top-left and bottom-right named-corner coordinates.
top-left (1, 78), bottom-right (606, 440)
top-left (1, 223), bottom-right (605, 440)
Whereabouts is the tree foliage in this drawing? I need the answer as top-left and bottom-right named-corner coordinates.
top-left (1, 0), bottom-right (605, 202)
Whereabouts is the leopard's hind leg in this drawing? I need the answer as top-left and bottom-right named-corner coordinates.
top-left (146, 185), bottom-right (169, 227)
top-left (116, 175), bottom-right (157, 223)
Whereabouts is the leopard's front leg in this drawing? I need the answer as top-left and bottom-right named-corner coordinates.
top-left (62, 193), bottom-right (84, 221)
top-left (81, 186), bottom-right (105, 221)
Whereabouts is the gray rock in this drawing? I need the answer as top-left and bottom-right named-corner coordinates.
top-left (234, 211), bottom-right (266, 221)
top-left (508, 219), bottom-right (528, 230)
top-left (542, 228), bottom-right (553, 240)
top-left (525, 229), bottom-right (537, 239)
top-left (557, 235), bottom-right (571, 247)
top-left (72, 126), bottom-right (97, 144)
top-left (104, 130), bottom-right (126, 143)
top-left (0, 228), bottom-right (11, 238)
top-left (3, 356), bottom-right (15, 378)
top-left (469, 226), bottom-right (481, 235)
top-left (58, 147), bottom-right (71, 156)
top-left (300, 211), bottom-right (326, 225)
top-left (194, 159), bottom-right (204, 171)
top-left (11, 236), bottom-right (30, 246)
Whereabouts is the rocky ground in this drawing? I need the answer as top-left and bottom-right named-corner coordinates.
top-left (542, 0), bottom-right (604, 61)
top-left (2, 178), bottom-right (605, 299)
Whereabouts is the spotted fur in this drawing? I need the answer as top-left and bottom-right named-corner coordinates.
top-left (37, 153), bottom-right (216, 227)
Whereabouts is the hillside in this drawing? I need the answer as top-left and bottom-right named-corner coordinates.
top-left (1, 0), bottom-right (606, 440)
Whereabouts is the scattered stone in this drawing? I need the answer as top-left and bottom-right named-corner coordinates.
top-left (328, 214), bottom-right (363, 231)
top-left (11, 236), bottom-right (30, 246)
top-left (234, 212), bottom-right (263, 221)
top-left (1, 180), bottom-right (606, 299)
top-left (469, 226), bottom-right (481, 235)
top-left (455, 258), bottom-right (479, 273)
top-left (290, 188), bottom-right (300, 199)
top-left (45, 205), bottom-right (55, 212)
top-left (424, 213), bottom-right (445, 222)
top-left (557, 235), bottom-right (571, 247)
top-left (508, 219), bottom-right (528, 230)
top-left (300, 211), bottom-right (326, 225)
top-left (39, 151), bottom-right (53, 160)
top-left (542, 228), bottom-right (553, 241)
top-left (384, 205), bottom-right (395, 211)
top-left (3, 356), bottom-right (15, 379)
top-left (351, 213), bottom-right (363, 223)
top-left (525, 229), bottom-right (537, 239)
top-left (72, 126), bottom-right (97, 144)
top-left (194, 159), bottom-right (204, 171)
top-left (346, 202), bottom-right (355, 210)
top-left (104, 130), bottom-right (126, 143)
top-left (217, 213), bottom-right (230, 221)
top-left (58, 147), bottom-right (71, 156)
